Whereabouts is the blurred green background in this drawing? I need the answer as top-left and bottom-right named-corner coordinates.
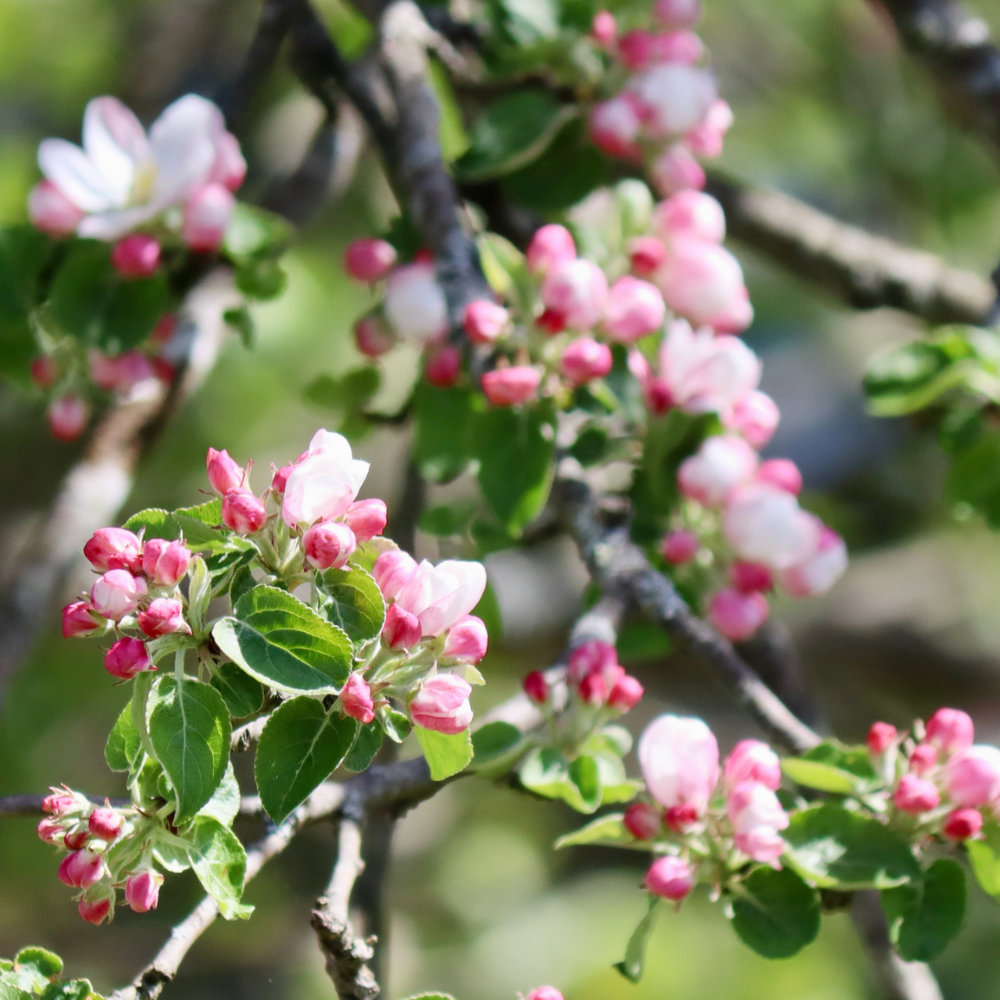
top-left (3, 0), bottom-right (1000, 997)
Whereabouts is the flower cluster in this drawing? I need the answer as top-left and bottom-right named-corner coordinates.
top-left (38, 788), bottom-right (164, 924)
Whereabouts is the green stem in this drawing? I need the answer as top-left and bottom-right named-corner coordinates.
top-left (131, 671), bottom-right (157, 761)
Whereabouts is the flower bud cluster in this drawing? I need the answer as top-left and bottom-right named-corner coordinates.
top-left (38, 787), bottom-right (164, 924)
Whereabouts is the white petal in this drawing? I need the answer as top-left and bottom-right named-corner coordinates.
top-left (77, 204), bottom-right (163, 241)
top-left (38, 139), bottom-right (119, 212)
top-left (82, 97), bottom-right (147, 203)
top-left (149, 95), bottom-right (221, 203)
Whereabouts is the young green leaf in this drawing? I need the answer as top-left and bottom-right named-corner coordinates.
top-left (881, 857), bottom-right (966, 961)
top-left (186, 817), bottom-right (253, 919)
top-left (343, 722), bottom-right (383, 772)
top-left (470, 721), bottom-right (523, 769)
top-left (414, 727), bottom-right (474, 781)
top-left (320, 566), bottom-right (386, 644)
top-left (555, 813), bottom-right (644, 851)
top-left (105, 703), bottom-right (141, 773)
top-left (728, 866), bottom-right (821, 958)
top-left (413, 383), bottom-right (478, 483)
top-left (209, 660), bottom-right (265, 719)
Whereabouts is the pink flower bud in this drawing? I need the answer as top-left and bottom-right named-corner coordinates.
top-left (47, 394), bottom-right (89, 441)
top-left (182, 183), bottom-right (234, 253)
top-left (724, 740), bottom-right (781, 790)
top-left (603, 276), bottom-right (665, 342)
top-left (354, 313), bottom-right (396, 357)
top-left (125, 871), bottom-right (163, 913)
top-left (37, 818), bottom-right (64, 844)
top-left (28, 180), bottom-right (84, 236)
top-left (111, 235), bottom-right (161, 278)
top-left (342, 498), bottom-right (388, 542)
top-left (62, 600), bottom-right (101, 638)
top-left (578, 665), bottom-right (622, 706)
top-left (909, 743), bottom-right (937, 776)
top-left (654, 191), bottom-right (726, 244)
top-left (567, 640), bottom-right (618, 683)
top-left (629, 236), bottom-right (669, 276)
top-left (618, 30), bottom-right (657, 70)
top-left (410, 674), bottom-right (474, 734)
top-left (88, 806), bottom-right (123, 842)
top-left (723, 484), bottom-right (821, 571)
top-left (209, 130), bottom-right (247, 191)
top-left (522, 670), bottom-right (549, 704)
top-left (708, 588), bottom-right (769, 642)
top-left (271, 463), bottom-right (294, 494)
top-left (657, 238), bottom-right (746, 330)
top-left (303, 521), bottom-right (357, 571)
top-left (58, 849), bottom-right (105, 888)
top-left (665, 802), bottom-right (700, 833)
top-left (589, 95), bottom-right (643, 160)
top-left (372, 551), bottom-right (419, 600)
top-left (64, 828), bottom-right (89, 850)
top-left (608, 673), bottom-right (644, 711)
top-left (141, 538), bottom-right (192, 586)
top-left (728, 561), bottom-right (773, 594)
top-left (925, 708), bottom-right (975, 756)
top-left (481, 366), bottom-right (541, 406)
top-left (343, 238), bottom-right (397, 283)
top-left (42, 789), bottom-right (76, 815)
top-left (526, 224), bottom-right (576, 276)
top-left (340, 673), bottom-right (375, 724)
top-left (649, 144), bottom-right (706, 197)
top-left (84, 528), bottom-right (143, 574)
top-left (624, 801), bottom-right (662, 840)
top-left (639, 714), bottom-right (718, 813)
top-left (560, 337), bottom-right (613, 386)
top-left (728, 781), bottom-right (789, 863)
top-left (463, 299), bottom-right (509, 344)
top-left (384, 263), bottom-right (448, 343)
top-left (591, 10), bottom-right (617, 47)
top-left (222, 489), bottom-right (266, 534)
top-left (540, 259), bottom-right (608, 331)
top-left (727, 391), bottom-right (780, 449)
top-left (644, 856), bottom-right (694, 901)
top-left (755, 459), bottom-right (802, 496)
top-left (660, 529), bottom-right (699, 564)
top-left (443, 615), bottom-right (489, 664)
top-left (685, 98), bottom-right (733, 158)
top-left (893, 774), bottom-right (940, 814)
top-left (424, 346), bottom-right (462, 388)
top-left (138, 598), bottom-right (190, 638)
top-left (30, 355), bottom-right (60, 388)
top-left (943, 807), bottom-right (983, 841)
top-left (104, 637), bottom-right (153, 679)
top-left (78, 897), bottom-right (112, 925)
top-left (206, 447), bottom-right (245, 494)
top-left (677, 435), bottom-right (757, 506)
top-left (382, 603), bottom-right (421, 649)
top-left (652, 0), bottom-right (702, 28)
top-left (653, 29), bottom-right (705, 64)
top-left (867, 721), bottom-right (897, 756)
top-left (526, 988), bottom-right (563, 1000)
top-left (946, 745), bottom-right (1000, 808)
top-left (90, 570), bottom-right (146, 621)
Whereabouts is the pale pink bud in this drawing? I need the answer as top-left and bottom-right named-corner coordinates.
top-left (728, 561), bottom-right (773, 594)
top-left (137, 598), bottom-right (190, 638)
top-left (723, 484), bottom-right (821, 571)
top-left (590, 9), bottom-right (617, 47)
top-left (206, 447), bottom-right (245, 494)
top-left (526, 224), bottom-right (576, 276)
top-left (28, 180), bottom-right (84, 236)
top-left (652, 29), bottom-right (704, 64)
top-left (728, 781), bottom-right (789, 863)
top-left (443, 615), bottom-right (489, 664)
top-left (560, 337), bottom-right (613, 386)
top-left (62, 600), bottom-right (101, 638)
top-left (654, 190), bottom-right (725, 244)
top-left (540, 259), bottom-right (608, 330)
top-left (481, 366), bottom-right (541, 406)
top-left (629, 236), bottom-right (669, 276)
top-left (724, 740), bottom-right (781, 790)
top-left (686, 100), bottom-right (733, 158)
top-left (372, 551), bottom-right (419, 600)
top-left (58, 849), bottom-right (105, 888)
top-left (893, 774), bottom-right (940, 814)
top-left (303, 521), bottom-right (357, 570)
top-left (867, 721), bottom-right (897, 756)
top-left (463, 299), bottom-right (510, 344)
top-left (125, 871), bottom-right (163, 913)
top-left (85, 527), bottom-right (143, 574)
top-left (384, 263), bottom-right (448, 343)
top-left (618, 30), bottom-right (657, 70)
top-left (946, 745), bottom-right (1000, 807)
top-left (657, 238), bottom-right (746, 329)
top-left (424, 346), bottom-right (462, 388)
top-left (944, 807), bottom-right (983, 841)
top-left (652, 0), bottom-right (702, 29)
top-left (727, 391), bottom-right (779, 449)
top-left (141, 538), bottom-right (192, 586)
top-left (222, 489), bottom-right (266, 534)
top-left (589, 95), bottom-right (643, 160)
top-left (523, 670), bottom-right (549, 704)
top-left (382, 603), bottom-right (421, 649)
top-left (525, 988), bottom-right (563, 1000)
top-left (755, 458), bottom-right (802, 496)
top-left (660, 529), bottom-right (699, 564)
top-left (567, 640), bottom-right (618, 683)
top-left (111, 235), bottom-right (161, 278)
top-left (78, 898), bottom-right (112, 925)
top-left (354, 313), bottom-right (395, 357)
top-left (677, 435), bottom-right (757, 506)
top-left (48, 394), bottom-right (88, 441)
top-left (925, 708), bottom-right (975, 756)
top-left (623, 801), bottom-right (661, 840)
top-left (708, 588), bottom-right (769, 642)
top-left (631, 63), bottom-right (717, 137)
top-left (342, 498), bottom-right (387, 542)
top-left (638, 714), bottom-right (719, 813)
top-left (778, 526), bottom-right (848, 597)
top-left (104, 637), bottom-right (153, 679)
top-left (209, 130), bottom-right (247, 191)
top-left (340, 673), bottom-right (375, 724)
top-left (644, 855), bottom-right (694, 901)
top-left (608, 673), bottom-right (644, 711)
top-left (343, 238), bottom-right (397, 283)
top-left (90, 569), bottom-right (146, 621)
top-left (909, 743), bottom-right (937, 775)
top-left (182, 183), bottom-right (234, 253)
top-left (603, 276), bottom-right (665, 342)
top-left (409, 674), bottom-right (474, 734)
top-left (649, 144), bottom-right (706, 196)
top-left (30, 355), bottom-right (60, 388)
top-left (88, 806), bottom-right (123, 842)
top-left (37, 818), bottom-right (64, 844)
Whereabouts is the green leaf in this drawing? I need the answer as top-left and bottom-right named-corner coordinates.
top-left (0, 225), bottom-right (50, 387)
top-left (729, 866), bottom-right (821, 959)
top-left (147, 675), bottom-right (231, 825)
top-left (124, 499), bottom-right (228, 552)
top-left (784, 803), bottom-right (922, 889)
top-left (197, 760), bottom-right (241, 827)
top-left (614, 898), bottom-right (659, 982)
top-left (782, 741), bottom-right (878, 794)
top-left (105, 703), bottom-right (141, 772)
top-left (413, 383), bottom-right (478, 482)
top-left (343, 722), bottom-right (383, 772)
top-left (212, 586), bottom-right (352, 695)
top-left (418, 501), bottom-right (478, 538)
top-left (186, 817), bottom-right (253, 919)
top-left (255, 698), bottom-right (357, 822)
top-left (0, 984), bottom-right (31, 1000)
top-left (492, 0), bottom-right (560, 46)
top-left (569, 754), bottom-right (602, 812)
top-left (209, 660), bottom-right (265, 718)
top-left (380, 707), bottom-right (411, 743)
top-left (946, 431), bottom-right (1000, 528)
top-left (965, 821), bottom-right (1000, 897)
top-left (414, 727), bottom-right (474, 781)
top-left (555, 813), bottom-right (644, 851)
top-left (223, 305), bottom-right (254, 347)
top-left (470, 721), bottom-right (523, 768)
top-left (304, 368), bottom-right (381, 414)
top-left (519, 747), bottom-right (603, 814)
top-left (475, 231), bottom-right (529, 301)
top-left (320, 566), bottom-right (386, 644)
top-left (881, 858), bottom-right (966, 962)
top-left (14, 947), bottom-right (62, 980)
top-left (39, 981), bottom-right (97, 1000)
top-left (222, 203), bottom-right (291, 260)
top-left (475, 404), bottom-right (555, 532)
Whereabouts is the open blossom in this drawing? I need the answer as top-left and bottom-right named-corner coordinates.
top-left (677, 435), bottom-right (757, 506)
top-left (728, 781), bottom-right (789, 863)
top-left (281, 430), bottom-right (370, 528)
top-left (722, 484), bottom-right (821, 571)
top-left (393, 559), bottom-right (487, 637)
top-left (777, 526), bottom-right (847, 597)
top-left (540, 258), bottom-right (608, 330)
top-left (409, 674), bottom-right (474, 734)
top-left (630, 63), bottom-right (717, 136)
top-left (639, 714), bottom-right (719, 815)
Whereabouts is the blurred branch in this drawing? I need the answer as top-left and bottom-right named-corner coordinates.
top-left (222, 0), bottom-right (294, 125)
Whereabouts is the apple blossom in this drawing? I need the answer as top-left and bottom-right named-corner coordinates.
top-left (281, 429), bottom-right (370, 528)
top-left (372, 550), bottom-right (419, 600)
top-left (442, 615), bottom-right (489, 664)
top-left (141, 538), bottom-right (192, 586)
top-left (945, 745), bottom-right (1000, 808)
top-left (340, 674), bottom-right (376, 725)
top-left (47, 394), bottom-right (89, 441)
top-left (560, 338), bottom-right (613, 385)
top-left (62, 601), bottom-right (101, 638)
top-left (343, 238), bottom-right (397, 283)
top-left (522, 671), bottom-right (549, 704)
top-left (728, 781), bottom-right (789, 863)
top-left (708, 587), bottom-right (769, 641)
top-left (303, 521), bottom-right (357, 570)
top-left (394, 559), bottom-right (487, 637)
top-left (653, 190), bottom-right (726, 243)
top-left (540, 258), bottom-right (608, 330)
top-left (424, 346), bottom-right (462, 388)
top-left (78, 898), bottom-right (112, 925)
top-left (660, 529), bottom-right (700, 564)
top-left (409, 674), bottom-right (474, 734)
top-left (481, 366), bottom-right (542, 406)
top-left (88, 806), bottom-right (123, 842)
top-left (125, 871), bottom-right (163, 913)
top-left (724, 740), bottom-right (782, 790)
top-left (222, 489), bottom-right (267, 534)
top-left (644, 855), bottom-right (695, 901)
top-left (624, 802), bottom-right (662, 840)
top-left (90, 569), bottom-right (146, 621)
top-left (925, 708), bottom-right (975, 756)
top-left (677, 435), bottom-right (758, 506)
top-left (867, 721), bottom-right (897, 756)
top-left (104, 637), bottom-right (153, 679)
top-left (58, 849), bottom-right (105, 889)
top-left (206, 447), bottom-right (245, 494)
top-left (463, 299), bottom-right (510, 343)
top-left (383, 262), bottom-right (448, 342)
top-left (893, 774), bottom-right (941, 814)
top-left (342, 498), bottom-right (388, 542)
top-left (84, 527), bottom-right (143, 573)
top-left (638, 714), bottom-right (719, 814)
top-left (722, 484), bottom-right (821, 571)
top-left (526, 224), bottom-right (576, 276)
top-left (603, 276), bottom-right (666, 342)
top-left (943, 808), bottom-right (984, 841)
top-left (354, 313), bottom-right (395, 357)
top-left (181, 183), bottom-right (234, 252)
top-left (137, 598), bottom-right (190, 638)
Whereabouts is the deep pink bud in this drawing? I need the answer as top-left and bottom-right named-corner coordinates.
top-left (383, 603), bottom-right (421, 649)
top-left (28, 180), bottom-right (84, 236)
top-left (138, 598), bottom-right (190, 638)
top-left (111, 235), bottom-right (161, 278)
top-left (567, 640), bottom-right (618, 683)
top-left (424, 346), bottom-right (462, 388)
top-left (925, 708), bottom-right (975, 756)
top-left (708, 588), bottom-right (769, 642)
top-left (526, 225), bottom-right (576, 276)
top-left (30, 355), bottom-right (60, 388)
top-left (624, 801), bottom-right (661, 840)
top-left (125, 871), bottom-right (163, 913)
top-left (90, 569), bottom-right (146, 621)
top-left (608, 673), bottom-right (644, 711)
top-left (271, 463), bottom-right (294, 494)
top-left (63, 828), bottom-right (89, 850)
top-left (141, 538), bottom-right (192, 586)
top-left (629, 236), bottom-right (669, 277)
top-left (728, 781), bottom-right (789, 862)
top-left (523, 671), bottom-right (549, 704)
top-left (37, 818), bottom-right (64, 844)
top-left (206, 447), bottom-right (244, 494)
top-left (58, 849), bottom-right (105, 888)
top-left (728, 561), bottom-right (774, 594)
top-left (481, 366), bottom-right (541, 406)
top-left (590, 9), bottom-right (617, 47)
top-left (342, 498), bottom-right (388, 542)
top-left (104, 637), bottom-right (153, 679)
top-left (42, 789), bottom-right (76, 815)
top-left (78, 898), bottom-right (112, 925)
top-left (354, 313), bottom-right (395, 357)
top-left (62, 600), bottom-right (101, 638)
top-left (84, 528), bottom-right (143, 574)
top-left (372, 551), bottom-right (419, 600)
top-left (303, 521), bottom-right (357, 570)
top-left (660, 529), bottom-right (699, 565)
top-left (343, 238), bottom-right (397, 283)
top-left (893, 774), bottom-right (940, 814)
top-left (755, 458), bottom-right (802, 496)
top-left (410, 674), bottom-right (474, 734)
top-left (525, 988), bottom-right (564, 1000)
top-left (665, 802), bottom-right (700, 833)
top-left (653, 0), bottom-right (702, 28)
top-left (867, 721), bottom-right (897, 756)
top-left (443, 615), bottom-right (489, 664)
top-left (463, 299), bottom-right (509, 344)
top-left (560, 337), bottom-right (613, 386)
top-left (182, 183), bottom-right (233, 253)
top-left (644, 856), bottom-right (694, 901)
top-left (909, 743), bottom-right (937, 776)
top-left (946, 745), bottom-right (1000, 807)
top-left (88, 806), bottom-right (123, 842)
top-left (944, 807), bottom-right (983, 841)
top-left (618, 29), bottom-right (657, 70)
top-left (724, 740), bottom-right (781, 790)
top-left (341, 673), bottom-right (375, 724)
top-left (47, 395), bottom-right (88, 441)
top-left (221, 489), bottom-right (266, 534)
